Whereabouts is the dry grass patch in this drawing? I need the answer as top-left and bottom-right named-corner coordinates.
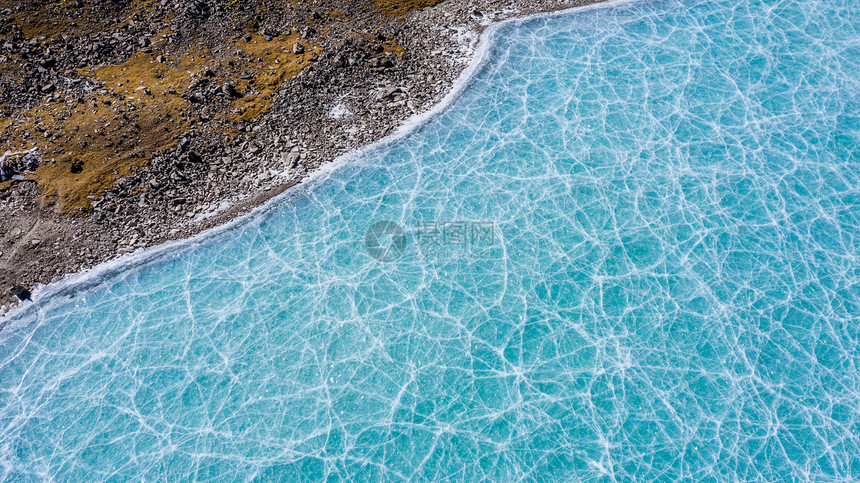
top-left (0, 31), bottom-right (318, 212)
top-left (226, 32), bottom-right (319, 123)
top-left (0, 0), bottom-right (162, 40)
top-left (371, 0), bottom-right (446, 17)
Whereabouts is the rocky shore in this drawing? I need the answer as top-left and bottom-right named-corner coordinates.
top-left (0, 0), bottom-right (598, 313)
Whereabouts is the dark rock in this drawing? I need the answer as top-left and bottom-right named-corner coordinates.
top-left (293, 42), bottom-right (305, 55)
top-left (183, 0), bottom-right (211, 19)
top-left (187, 151), bottom-right (202, 163)
top-left (70, 161), bottom-right (84, 173)
top-left (379, 86), bottom-right (403, 100)
top-left (22, 153), bottom-right (39, 171)
top-left (10, 285), bottom-right (31, 301)
top-left (222, 82), bottom-right (243, 98)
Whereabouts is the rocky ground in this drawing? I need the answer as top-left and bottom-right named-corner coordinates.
top-left (0, 0), bottom-right (597, 313)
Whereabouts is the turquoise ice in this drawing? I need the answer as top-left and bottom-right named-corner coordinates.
top-left (2, 0), bottom-right (859, 479)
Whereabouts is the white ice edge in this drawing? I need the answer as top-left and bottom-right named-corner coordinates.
top-left (1, 0), bottom-right (637, 326)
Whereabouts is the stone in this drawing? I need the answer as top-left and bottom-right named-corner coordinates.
top-left (187, 151), bottom-right (202, 163)
top-left (222, 82), bottom-right (242, 99)
top-left (293, 42), bottom-right (305, 55)
top-left (379, 86), bottom-right (403, 100)
top-left (9, 285), bottom-right (31, 302)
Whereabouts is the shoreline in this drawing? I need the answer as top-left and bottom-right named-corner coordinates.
top-left (0, 0), bottom-right (611, 318)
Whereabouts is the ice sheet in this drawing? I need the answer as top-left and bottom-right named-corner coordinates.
top-left (1, 0), bottom-right (859, 479)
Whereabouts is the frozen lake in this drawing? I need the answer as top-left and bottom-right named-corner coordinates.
top-left (2, 0), bottom-right (859, 479)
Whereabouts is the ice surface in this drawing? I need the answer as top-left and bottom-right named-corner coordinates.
top-left (2, 0), bottom-right (860, 480)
